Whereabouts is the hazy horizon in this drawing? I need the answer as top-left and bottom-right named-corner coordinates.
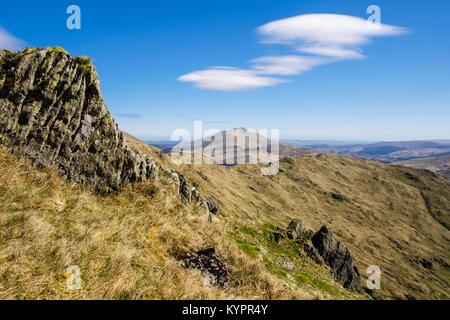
top-left (140, 134), bottom-right (450, 145)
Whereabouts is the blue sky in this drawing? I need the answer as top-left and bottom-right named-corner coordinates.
top-left (1, 0), bottom-right (449, 140)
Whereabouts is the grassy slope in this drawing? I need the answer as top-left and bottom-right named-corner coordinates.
top-left (126, 134), bottom-right (363, 299)
top-left (1, 132), bottom-right (449, 300)
top-left (0, 147), bottom-right (346, 300)
top-left (178, 154), bottom-right (450, 300)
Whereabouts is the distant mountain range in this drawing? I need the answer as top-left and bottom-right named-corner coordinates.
top-left (145, 137), bottom-right (450, 182)
top-left (152, 128), bottom-right (317, 163)
top-left (299, 140), bottom-right (450, 162)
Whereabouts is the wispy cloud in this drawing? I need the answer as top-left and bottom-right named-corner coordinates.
top-left (257, 14), bottom-right (407, 59)
top-left (0, 27), bottom-right (25, 51)
top-left (178, 67), bottom-right (285, 91)
top-left (178, 13), bottom-right (407, 91)
top-left (299, 46), bottom-right (365, 59)
top-left (250, 55), bottom-right (330, 75)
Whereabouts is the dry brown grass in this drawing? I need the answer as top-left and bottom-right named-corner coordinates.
top-left (2, 132), bottom-right (448, 300)
top-left (0, 150), bottom-right (314, 300)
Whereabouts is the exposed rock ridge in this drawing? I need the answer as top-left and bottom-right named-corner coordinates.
top-left (276, 219), bottom-right (362, 292)
top-left (0, 47), bottom-right (216, 214)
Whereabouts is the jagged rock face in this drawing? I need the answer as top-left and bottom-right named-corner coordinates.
top-left (312, 226), bottom-right (362, 292)
top-left (0, 47), bottom-right (157, 193)
top-left (302, 242), bottom-right (324, 265)
top-left (281, 220), bottom-right (362, 292)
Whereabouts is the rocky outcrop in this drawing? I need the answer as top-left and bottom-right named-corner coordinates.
top-left (166, 169), bottom-right (220, 218)
top-left (311, 226), bottom-right (362, 292)
top-left (0, 47), bottom-right (217, 217)
top-left (273, 219), bottom-right (362, 292)
top-left (0, 47), bottom-right (157, 193)
top-left (287, 219), bottom-right (315, 241)
top-left (179, 248), bottom-right (228, 289)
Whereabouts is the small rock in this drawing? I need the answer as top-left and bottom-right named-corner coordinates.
top-left (257, 254), bottom-right (264, 262)
top-left (205, 197), bottom-right (219, 215)
top-left (280, 261), bottom-right (295, 271)
top-left (178, 175), bottom-right (192, 201)
top-left (179, 248), bottom-right (228, 289)
top-left (287, 274), bottom-right (296, 283)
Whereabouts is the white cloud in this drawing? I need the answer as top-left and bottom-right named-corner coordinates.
top-left (178, 13), bottom-right (407, 91)
top-left (177, 67), bottom-right (285, 91)
top-left (250, 55), bottom-right (330, 75)
top-left (299, 46), bottom-right (365, 59)
top-left (257, 14), bottom-right (407, 59)
top-left (0, 27), bottom-right (25, 51)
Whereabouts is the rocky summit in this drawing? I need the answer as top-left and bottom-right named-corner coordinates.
top-left (0, 47), bottom-right (157, 193)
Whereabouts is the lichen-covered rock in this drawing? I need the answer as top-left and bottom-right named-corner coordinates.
top-left (311, 226), bottom-right (362, 292)
top-left (0, 47), bottom-right (158, 193)
top-left (179, 248), bottom-right (228, 289)
top-left (0, 47), bottom-right (221, 218)
top-left (204, 196), bottom-right (219, 215)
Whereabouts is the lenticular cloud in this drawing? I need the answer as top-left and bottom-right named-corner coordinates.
top-left (257, 14), bottom-right (407, 59)
top-left (177, 67), bottom-right (286, 91)
top-left (178, 13), bottom-right (407, 91)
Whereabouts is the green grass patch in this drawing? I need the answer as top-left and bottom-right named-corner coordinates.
top-left (49, 46), bottom-right (70, 56)
top-left (228, 222), bottom-right (355, 299)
